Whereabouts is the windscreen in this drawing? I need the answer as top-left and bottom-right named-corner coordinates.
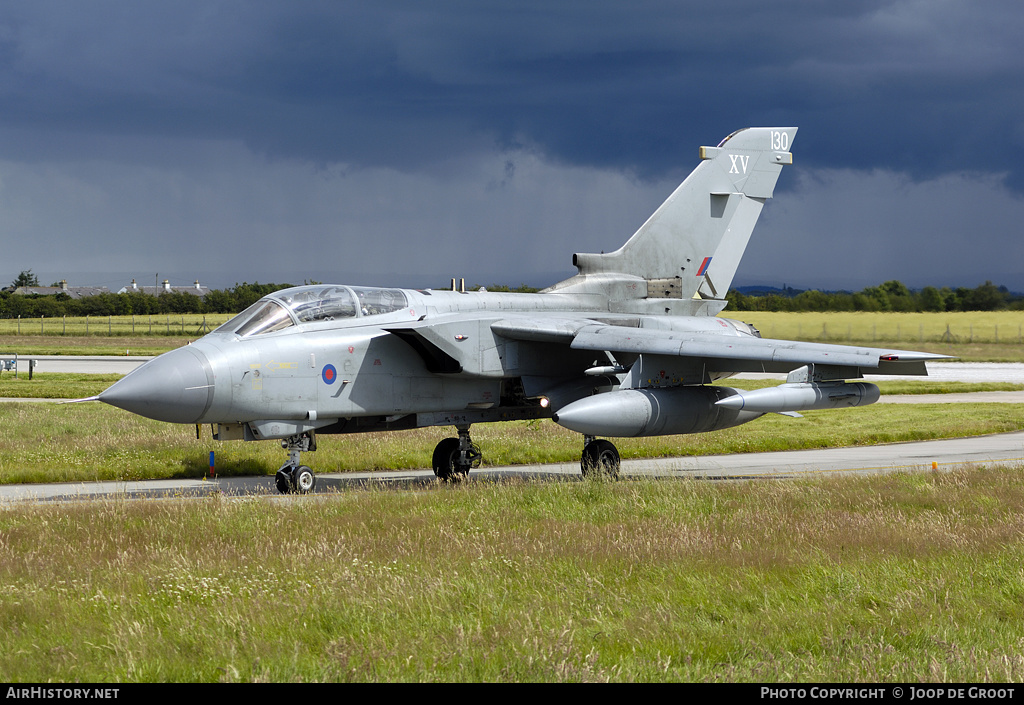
top-left (215, 285), bottom-right (410, 338)
top-left (232, 300), bottom-right (294, 337)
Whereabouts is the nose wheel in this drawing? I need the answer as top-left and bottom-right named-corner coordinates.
top-left (276, 464), bottom-right (316, 493)
top-left (275, 432), bottom-right (317, 494)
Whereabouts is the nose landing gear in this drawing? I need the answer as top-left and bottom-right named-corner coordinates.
top-left (275, 432), bottom-right (318, 494)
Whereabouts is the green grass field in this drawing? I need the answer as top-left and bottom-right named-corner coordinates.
top-left (1, 353), bottom-right (1022, 681)
top-left (748, 310), bottom-right (1024, 344)
top-left (3, 466), bottom-right (1024, 681)
top-left (735, 310), bottom-right (1024, 361)
top-left (0, 334), bottom-right (196, 356)
top-left (2, 310), bottom-right (1024, 359)
top-left (0, 313), bottom-right (232, 338)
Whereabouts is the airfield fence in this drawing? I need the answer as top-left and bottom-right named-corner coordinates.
top-left (0, 313), bottom-right (234, 337)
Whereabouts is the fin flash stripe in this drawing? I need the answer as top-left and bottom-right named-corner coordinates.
top-left (696, 257), bottom-right (713, 276)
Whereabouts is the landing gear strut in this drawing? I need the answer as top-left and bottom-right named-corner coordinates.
top-left (432, 425), bottom-right (482, 481)
top-left (275, 432), bottom-right (317, 494)
top-left (581, 435), bottom-right (620, 478)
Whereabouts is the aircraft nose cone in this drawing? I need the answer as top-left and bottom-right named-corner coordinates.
top-left (99, 346), bottom-right (214, 423)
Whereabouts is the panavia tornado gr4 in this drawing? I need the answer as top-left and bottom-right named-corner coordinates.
top-left (91, 127), bottom-right (948, 492)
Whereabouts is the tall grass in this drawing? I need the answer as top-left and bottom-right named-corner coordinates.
top-left (2, 466), bottom-right (1024, 681)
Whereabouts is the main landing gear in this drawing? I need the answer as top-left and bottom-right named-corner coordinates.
top-left (275, 432), bottom-right (317, 494)
top-left (431, 425), bottom-right (482, 481)
top-left (581, 435), bottom-right (620, 478)
top-left (428, 426), bottom-right (620, 481)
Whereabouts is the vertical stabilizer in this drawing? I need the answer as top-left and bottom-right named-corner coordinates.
top-left (547, 127), bottom-right (797, 312)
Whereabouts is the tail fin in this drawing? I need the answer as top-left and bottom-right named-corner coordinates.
top-left (547, 127), bottom-right (797, 312)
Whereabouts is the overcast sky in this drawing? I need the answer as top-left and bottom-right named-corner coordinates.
top-left (1, 0), bottom-right (1022, 293)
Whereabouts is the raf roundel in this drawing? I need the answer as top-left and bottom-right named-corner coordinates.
top-left (322, 364), bottom-right (337, 385)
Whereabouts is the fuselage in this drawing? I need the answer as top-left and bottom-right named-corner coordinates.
top-left (98, 283), bottom-right (757, 436)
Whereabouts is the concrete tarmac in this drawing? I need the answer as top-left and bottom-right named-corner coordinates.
top-left (2, 430), bottom-right (1023, 504)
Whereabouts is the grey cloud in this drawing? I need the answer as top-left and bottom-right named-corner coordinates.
top-left (2, 1), bottom-right (1022, 181)
top-left (1, 1), bottom-right (1022, 292)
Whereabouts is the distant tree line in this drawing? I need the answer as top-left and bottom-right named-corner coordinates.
top-left (2, 278), bottom-right (1021, 318)
top-left (725, 280), bottom-right (1023, 312)
top-left (0, 282), bottom-right (293, 319)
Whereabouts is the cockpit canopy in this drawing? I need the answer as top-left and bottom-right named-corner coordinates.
top-left (220, 285), bottom-right (409, 338)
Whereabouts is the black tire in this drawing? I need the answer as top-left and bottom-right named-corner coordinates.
top-left (275, 469), bottom-right (293, 494)
top-left (431, 437), bottom-right (462, 481)
top-left (581, 439), bottom-right (620, 479)
top-left (293, 465), bottom-right (316, 494)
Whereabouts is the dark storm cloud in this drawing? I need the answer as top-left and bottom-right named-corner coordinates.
top-left (1, 1), bottom-right (1021, 182)
top-left (1, 1), bottom-right (1022, 292)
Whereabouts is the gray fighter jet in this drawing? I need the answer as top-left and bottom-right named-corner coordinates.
top-left (93, 127), bottom-right (947, 492)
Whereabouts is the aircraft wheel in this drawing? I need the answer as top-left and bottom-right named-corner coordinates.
top-left (581, 439), bottom-right (620, 479)
top-left (432, 437), bottom-right (463, 481)
top-left (293, 465), bottom-right (316, 494)
top-left (275, 468), bottom-right (294, 494)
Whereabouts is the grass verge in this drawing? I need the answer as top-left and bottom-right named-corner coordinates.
top-left (0, 373), bottom-right (123, 399)
top-left (2, 465), bottom-right (1024, 681)
top-left (1, 402), bottom-right (1023, 485)
top-left (0, 334), bottom-right (195, 356)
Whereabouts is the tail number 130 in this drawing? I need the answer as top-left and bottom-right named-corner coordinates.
top-left (770, 131), bottom-right (790, 151)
